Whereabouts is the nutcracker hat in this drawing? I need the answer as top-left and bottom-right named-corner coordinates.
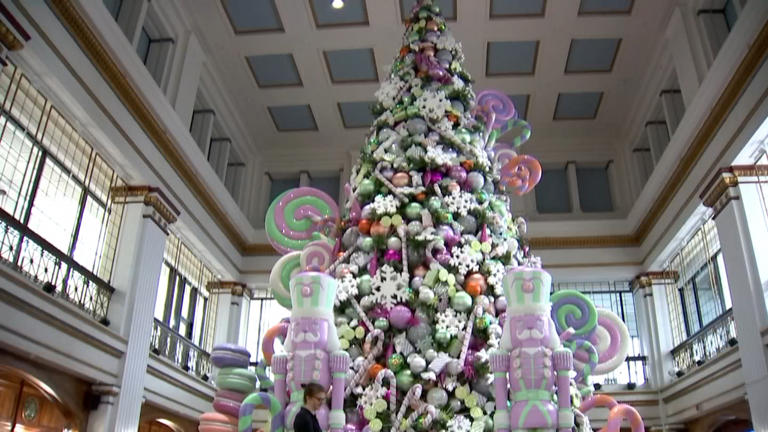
top-left (502, 266), bottom-right (552, 315)
top-left (289, 271), bottom-right (337, 321)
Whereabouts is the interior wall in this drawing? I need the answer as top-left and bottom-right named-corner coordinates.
top-left (140, 402), bottom-right (200, 432)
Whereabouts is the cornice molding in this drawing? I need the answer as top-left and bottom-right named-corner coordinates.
top-left (700, 165), bottom-right (768, 215)
top-left (0, 20), bottom-right (23, 51)
top-left (46, 1), bottom-right (768, 256)
top-left (111, 185), bottom-right (180, 229)
top-left (207, 280), bottom-right (252, 298)
top-left (631, 270), bottom-right (678, 292)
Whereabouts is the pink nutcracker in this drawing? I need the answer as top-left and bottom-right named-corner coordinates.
top-left (491, 267), bottom-right (574, 432)
top-left (272, 271), bottom-right (350, 432)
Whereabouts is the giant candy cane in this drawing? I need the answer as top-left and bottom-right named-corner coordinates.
top-left (346, 329), bottom-right (385, 396)
top-left (375, 369), bottom-right (397, 425)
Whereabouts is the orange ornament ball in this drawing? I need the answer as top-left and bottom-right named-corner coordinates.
top-left (461, 160), bottom-right (475, 170)
top-left (358, 219), bottom-right (371, 235)
top-left (392, 172), bottom-right (410, 187)
top-left (368, 363), bottom-right (384, 379)
top-left (370, 221), bottom-right (390, 237)
top-left (465, 273), bottom-right (487, 297)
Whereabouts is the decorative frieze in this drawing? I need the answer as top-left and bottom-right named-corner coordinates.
top-left (111, 185), bottom-right (179, 231)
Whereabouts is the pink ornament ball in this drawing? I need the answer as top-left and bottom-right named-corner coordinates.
top-left (389, 305), bottom-right (413, 329)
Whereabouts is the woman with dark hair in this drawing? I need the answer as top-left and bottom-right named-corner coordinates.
top-left (293, 382), bottom-right (325, 432)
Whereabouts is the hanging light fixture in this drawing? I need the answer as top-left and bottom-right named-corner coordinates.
top-left (332, 0), bottom-right (344, 9)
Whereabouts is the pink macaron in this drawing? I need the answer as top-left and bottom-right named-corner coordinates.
top-left (212, 390), bottom-right (246, 418)
top-left (198, 412), bottom-right (237, 432)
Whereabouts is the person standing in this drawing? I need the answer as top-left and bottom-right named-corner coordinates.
top-left (293, 382), bottom-right (325, 432)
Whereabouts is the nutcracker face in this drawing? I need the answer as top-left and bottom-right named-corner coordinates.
top-left (288, 317), bottom-right (329, 349)
top-left (508, 313), bottom-right (550, 348)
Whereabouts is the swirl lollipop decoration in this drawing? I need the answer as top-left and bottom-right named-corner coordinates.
top-left (551, 290), bottom-right (598, 339)
top-left (300, 239), bottom-right (335, 271)
top-left (474, 90), bottom-right (517, 128)
top-left (491, 142), bottom-right (518, 167)
top-left (268, 252), bottom-right (301, 308)
top-left (499, 154), bottom-right (542, 195)
top-left (580, 395), bottom-right (645, 432)
top-left (265, 187), bottom-right (339, 255)
top-left (589, 309), bottom-right (631, 375)
top-left (261, 319), bottom-right (290, 366)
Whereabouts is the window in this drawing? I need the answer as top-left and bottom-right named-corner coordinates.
top-left (664, 220), bottom-right (730, 346)
top-left (697, 0), bottom-right (740, 61)
top-left (103, 0), bottom-right (122, 20)
top-left (552, 280), bottom-right (645, 385)
top-left (311, 174), bottom-right (341, 204)
top-left (268, 175), bottom-right (300, 202)
top-left (245, 297), bottom-right (291, 363)
top-left (0, 64), bottom-right (124, 292)
top-left (135, 14), bottom-right (175, 89)
top-left (154, 233), bottom-right (218, 351)
top-left (535, 166), bottom-right (571, 213)
top-left (136, 27), bottom-right (151, 63)
top-left (576, 164), bottom-right (613, 212)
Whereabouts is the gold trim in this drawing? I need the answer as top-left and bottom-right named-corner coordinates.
top-left (529, 234), bottom-right (636, 249)
top-left (0, 20), bottom-right (23, 51)
top-left (632, 270), bottom-right (678, 291)
top-left (110, 185), bottom-right (179, 225)
top-left (207, 280), bottom-right (251, 297)
top-left (700, 165), bottom-right (768, 208)
top-left (543, 261), bottom-right (641, 268)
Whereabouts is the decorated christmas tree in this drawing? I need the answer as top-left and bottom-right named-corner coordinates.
top-left (254, 2), bottom-right (643, 432)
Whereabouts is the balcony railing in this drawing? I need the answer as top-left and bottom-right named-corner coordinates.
top-left (672, 308), bottom-right (736, 374)
top-left (150, 318), bottom-right (212, 382)
top-left (594, 356), bottom-right (648, 387)
top-left (0, 208), bottom-right (114, 323)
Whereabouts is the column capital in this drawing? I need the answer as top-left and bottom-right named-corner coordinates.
top-left (110, 185), bottom-right (180, 230)
top-left (0, 7), bottom-right (31, 52)
top-left (631, 271), bottom-right (678, 293)
top-left (700, 165), bottom-right (768, 216)
top-left (208, 280), bottom-right (252, 298)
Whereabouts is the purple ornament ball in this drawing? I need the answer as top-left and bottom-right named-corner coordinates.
top-left (389, 305), bottom-right (413, 329)
top-left (495, 296), bottom-right (507, 312)
top-left (449, 165), bottom-right (467, 183)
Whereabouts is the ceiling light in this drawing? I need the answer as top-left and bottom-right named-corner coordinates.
top-left (332, 0), bottom-right (344, 9)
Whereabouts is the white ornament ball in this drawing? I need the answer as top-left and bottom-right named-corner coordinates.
top-left (427, 387), bottom-right (449, 407)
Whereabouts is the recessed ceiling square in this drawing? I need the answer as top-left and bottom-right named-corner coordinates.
top-left (578, 0), bottom-right (633, 14)
top-left (554, 92), bottom-right (603, 120)
top-left (310, 0), bottom-right (368, 27)
top-left (268, 105), bottom-right (318, 131)
top-left (338, 101), bottom-right (376, 128)
top-left (221, 0), bottom-right (282, 33)
top-left (508, 94), bottom-right (529, 120)
top-left (490, 0), bottom-right (546, 17)
top-left (566, 38), bottom-right (621, 73)
top-left (247, 54), bottom-right (302, 87)
top-left (486, 41), bottom-right (538, 75)
top-left (324, 48), bottom-right (378, 83)
top-left (400, 0), bottom-right (456, 21)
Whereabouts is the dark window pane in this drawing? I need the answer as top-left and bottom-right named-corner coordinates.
top-left (103, 0), bottom-right (122, 20)
top-left (535, 168), bottom-right (571, 213)
top-left (312, 175), bottom-right (340, 204)
top-left (576, 166), bottom-right (613, 212)
top-left (137, 28), bottom-right (151, 63)
top-left (269, 177), bottom-right (299, 202)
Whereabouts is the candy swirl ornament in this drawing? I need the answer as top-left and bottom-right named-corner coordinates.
top-left (301, 240), bottom-right (334, 272)
top-left (265, 187), bottom-right (339, 255)
top-left (474, 90), bottom-right (517, 128)
top-left (268, 252), bottom-right (301, 309)
top-left (590, 309), bottom-right (631, 375)
top-left (551, 290), bottom-right (598, 339)
top-left (499, 155), bottom-right (542, 195)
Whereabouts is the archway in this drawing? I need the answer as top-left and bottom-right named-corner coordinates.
top-left (138, 418), bottom-right (185, 432)
top-left (712, 418), bottom-right (754, 432)
top-left (0, 366), bottom-right (77, 431)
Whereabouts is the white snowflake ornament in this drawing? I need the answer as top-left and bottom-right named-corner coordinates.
top-left (336, 273), bottom-right (359, 306)
top-left (449, 244), bottom-right (482, 276)
top-left (372, 194), bottom-right (399, 215)
top-left (416, 90), bottom-right (452, 121)
top-left (444, 190), bottom-right (478, 216)
top-left (436, 309), bottom-right (467, 337)
top-left (447, 415), bottom-right (471, 432)
top-left (365, 265), bottom-right (408, 309)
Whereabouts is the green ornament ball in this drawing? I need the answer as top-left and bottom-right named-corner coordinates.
top-left (396, 369), bottom-right (415, 391)
top-left (375, 317), bottom-right (390, 331)
top-left (426, 196), bottom-right (442, 212)
top-left (448, 338), bottom-right (462, 357)
top-left (404, 202), bottom-right (423, 220)
top-left (452, 291), bottom-right (473, 312)
top-left (476, 190), bottom-right (489, 203)
top-left (435, 330), bottom-right (450, 345)
top-left (358, 179), bottom-right (376, 196)
top-left (358, 275), bottom-right (372, 295)
top-left (360, 236), bottom-right (375, 253)
top-left (438, 211), bottom-right (453, 224)
top-left (431, 5), bottom-right (441, 14)
top-left (388, 353), bottom-right (405, 372)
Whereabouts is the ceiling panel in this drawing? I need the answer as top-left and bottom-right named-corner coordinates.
top-left (310, 0), bottom-right (368, 27)
top-left (566, 38), bottom-right (621, 73)
top-left (400, 0), bottom-right (457, 21)
top-left (578, 0), bottom-right (633, 14)
top-left (554, 91), bottom-right (603, 119)
top-left (221, 0), bottom-right (282, 33)
top-left (486, 41), bottom-right (538, 75)
top-left (324, 48), bottom-right (378, 83)
top-left (338, 101), bottom-right (376, 128)
top-left (247, 54), bottom-right (302, 87)
top-left (268, 104), bottom-right (318, 131)
top-left (508, 94), bottom-right (529, 120)
top-left (490, 0), bottom-right (546, 18)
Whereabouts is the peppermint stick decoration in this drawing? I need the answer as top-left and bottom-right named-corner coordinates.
top-left (483, 110), bottom-right (496, 148)
top-left (349, 295), bottom-right (374, 331)
top-left (374, 162), bottom-right (408, 203)
top-left (398, 225), bottom-right (409, 280)
top-left (404, 404), bottom-right (437, 432)
top-left (396, 384), bottom-right (422, 430)
top-left (345, 329), bottom-right (385, 396)
top-left (326, 244), bottom-right (358, 276)
top-left (375, 369), bottom-right (397, 425)
top-left (457, 305), bottom-right (483, 371)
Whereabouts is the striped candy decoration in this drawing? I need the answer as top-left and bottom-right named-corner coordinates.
top-left (238, 392), bottom-right (283, 432)
top-left (254, 361), bottom-right (273, 391)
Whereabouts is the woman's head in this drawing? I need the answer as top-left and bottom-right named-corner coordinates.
top-left (302, 382), bottom-right (326, 411)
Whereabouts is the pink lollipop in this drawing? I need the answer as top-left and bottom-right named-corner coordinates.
top-left (265, 187), bottom-right (339, 255)
top-left (300, 240), bottom-right (334, 271)
top-left (475, 90), bottom-right (517, 128)
top-left (491, 142), bottom-right (518, 167)
top-left (499, 155), bottom-right (542, 195)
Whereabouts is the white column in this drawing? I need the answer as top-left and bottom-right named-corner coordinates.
top-left (190, 109), bottom-right (215, 155)
top-left (631, 272), bottom-right (677, 389)
top-left (172, 33), bottom-right (204, 128)
top-left (645, 121), bottom-right (670, 165)
top-left (697, 11), bottom-right (730, 65)
top-left (632, 148), bottom-right (654, 189)
top-left (299, 170), bottom-right (311, 187)
top-left (145, 38), bottom-right (174, 91)
top-left (209, 282), bottom-right (251, 346)
top-left (106, 186), bottom-right (178, 432)
top-left (702, 168), bottom-right (768, 432)
top-left (115, 0), bottom-right (149, 48)
top-left (225, 162), bottom-right (246, 205)
top-left (665, 7), bottom-right (705, 107)
top-left (208, 138), bottom-right (231, 181)
top-left (660, 90), bottom-right (686, 137)
top-left (86, 384), bottom-right (120, 431)
top-left (565, 161), bottom-right (580, 214)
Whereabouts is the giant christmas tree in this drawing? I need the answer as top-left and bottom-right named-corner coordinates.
top-left (257, 2), bottom-right (640, 432)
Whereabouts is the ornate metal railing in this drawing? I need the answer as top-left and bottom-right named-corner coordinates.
top-left (672, 308), bottom-right (736, 374)
top-left (150, 319), bottom-right (212, 382)
top-left (594, 356), bottom-right (648, 387)
top-left (0, 208), bottom-right (114, 323)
